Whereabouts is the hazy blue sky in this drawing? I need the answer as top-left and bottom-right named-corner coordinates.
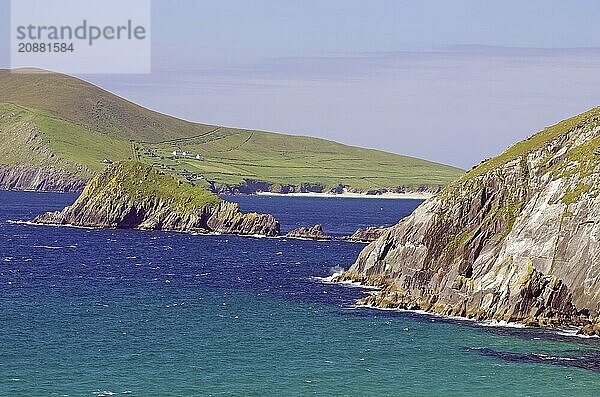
top-left (2, 0), bottom-right (600, 168)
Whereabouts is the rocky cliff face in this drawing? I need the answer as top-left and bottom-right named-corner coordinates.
top-left (0, 165), bottom-right (86, 192)
top-left (34, 161), bottom-right (280, 236)
top-left (215, 180), bottom-right (444, 196)
top-left (336, 108), bottom-right (600, 332)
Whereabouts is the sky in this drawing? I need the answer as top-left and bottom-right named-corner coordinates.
top-left (2, 0), bottom-right (600, 168)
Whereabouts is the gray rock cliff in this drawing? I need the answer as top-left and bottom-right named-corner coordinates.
top-left (336, 108), bottom-right (600, 333)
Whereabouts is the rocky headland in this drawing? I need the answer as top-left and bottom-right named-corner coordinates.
top-left (335, 107), bottom-right (600, 335)
top-left (34, 161), bottom-right (280, 236)
top-left (286, 224), bottom-right (332, 240)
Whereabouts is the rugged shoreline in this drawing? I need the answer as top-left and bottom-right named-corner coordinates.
top-left (333, 272), bottom-right (592, 330)
top-left (333, 108), bottom-right (600, 336)
top-left (0, 165), bottom-right (86, 192)
top-left (0, 166), bottom-right (437, 200)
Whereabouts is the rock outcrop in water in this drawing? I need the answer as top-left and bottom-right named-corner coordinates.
top-left (335, 108), bottom-right (600, 332)
top-left (34, 161), bottom-right (280, 236)
top-left (286, 224), bottom-right (331, 240)
top-left (341, 226), bottom-right (388, 243)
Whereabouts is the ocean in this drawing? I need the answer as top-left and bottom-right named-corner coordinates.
top-left (0, 191), bottom-right (598, 396)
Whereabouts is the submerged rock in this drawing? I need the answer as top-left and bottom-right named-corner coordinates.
top-left (341, 226), bottom-right (388, 242)
top-left (335, 107), bottom-right (600, 331)
top-left (34, 161), bottom-right (280, 236)
top-left (577, 323), bottom-right (600, 337)
top-left (286, 224), bottom-right (331, 240)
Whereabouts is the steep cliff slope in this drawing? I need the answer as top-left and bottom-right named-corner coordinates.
top-left (34, 161), bottom-right (280, 236)
top-left (0, 104), bottom-right (94, 191)
top-left (336, 108), bottom-right (600, 331)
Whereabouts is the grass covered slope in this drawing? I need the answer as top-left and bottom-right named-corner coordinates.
top-left (80, 161), bottom-right (221, 212)
top-left (34, 161), bottom-right (280, 236)
top-left (0, 103), bottom-right (130, 174)
top-left (464, 106), bottom-right (600, 181)
top-left (134, 128), bottom-right (463, 192)
top-left (0, 69), bottom-right (464, 193)
top-left (0, 69), bottom-right (216, 141)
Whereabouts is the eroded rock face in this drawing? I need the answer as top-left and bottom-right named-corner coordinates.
top-left (336, 108), bottom-right (600, 329)
top-left (0, 165), bottom-right (86, 192)
top-left (341, 226), bottom-right (388, 243)
top-left (34, 162), bottom-right (280, 237)
top-left (36, 199), bottom-right (279, 236)
top-left (286, 224), bottom-right (331, 240)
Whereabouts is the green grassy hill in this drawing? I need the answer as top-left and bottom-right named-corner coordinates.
top-left (0, 68), bottom-right (464, 193)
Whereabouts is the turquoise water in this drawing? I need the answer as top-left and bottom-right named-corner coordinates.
top-left (1, 192), bottom-right (598, 396)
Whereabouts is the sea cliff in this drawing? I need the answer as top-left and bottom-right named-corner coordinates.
top-left (335, 108), bottom-right (600, 333)
top-left (34, 161), bottom-right (280, 236)
top-left (0, 165), bottom-right (86, 192)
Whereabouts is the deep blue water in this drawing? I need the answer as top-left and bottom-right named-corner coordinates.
top-left (221, 194), bottom-right (422, 236)
top-left (0, 191), bottom-right (598, 396)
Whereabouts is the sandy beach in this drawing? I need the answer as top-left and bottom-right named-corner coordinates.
top-left (255, 191), bottom-right (434, 200)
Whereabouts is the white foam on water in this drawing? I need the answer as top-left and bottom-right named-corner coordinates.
top-left (536, 353), bottom-right (576, 361)
top-left (556, 328), bottom-right (600, 339)
top-left (479, 320), bottom-right (526, 329)
top-left (8, 220), bottom-right (98, 230)
top-left (33, 245), bottom-right (63, 250)
top-left (312, 269), bottom-right (382, 291)
top-left (351, 303), bottom-right (600, 338)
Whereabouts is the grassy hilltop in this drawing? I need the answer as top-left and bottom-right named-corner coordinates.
top-left (0, 69), bottom-right (464, 193)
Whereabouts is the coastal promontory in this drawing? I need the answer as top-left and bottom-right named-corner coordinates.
top-left (336, 107), bottom-right (600, 333)
top-left (34, 161), bottom-right (280, 236)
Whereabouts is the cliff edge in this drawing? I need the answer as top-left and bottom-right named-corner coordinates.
top-left (336, 108), bottom-right (600, 333)
top-left (34, 161), bottom-right (280, 236)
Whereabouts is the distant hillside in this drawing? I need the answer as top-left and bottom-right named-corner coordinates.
top-left (0, 69), bottom-right (464, 193)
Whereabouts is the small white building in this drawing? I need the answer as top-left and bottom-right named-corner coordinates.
top-left (195, 154), bottom-right (205, 161)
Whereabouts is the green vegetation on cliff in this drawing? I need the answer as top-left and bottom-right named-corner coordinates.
top-left (85, 161), bottom-right (221, 213)
top-left (0, 69), bottom-right (464, 192)
top-left (466, 107), bottom-right (600, 181)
